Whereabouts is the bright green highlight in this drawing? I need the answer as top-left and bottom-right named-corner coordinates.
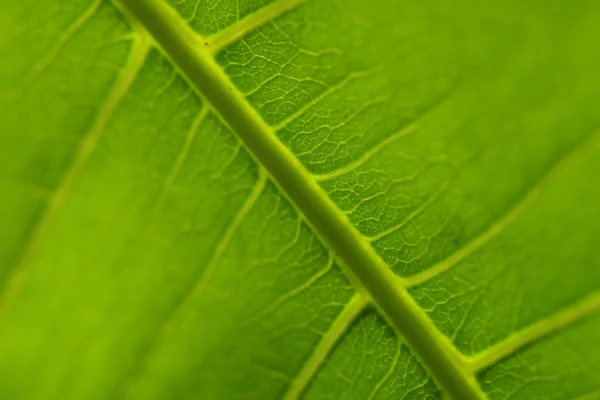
top-left (1, 0), bottom-right (600, 399)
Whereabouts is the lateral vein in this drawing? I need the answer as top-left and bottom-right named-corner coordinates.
top-left (282, 294), bottom-right (369, 400)
top-left (468, 291), bottom-right (600, 372)
top-left (245, 251), bottom-right (335, 325)
top-left (206, 0), bottom-right (310, 53)
top-left (117, 170), bottom-right (267, 397)
top-left (403, 128), bottom-right (600, 288)
top-left (22, 0), bottom-right (102, 89)
top-left (0, 34), bottom-right (151, 322)
top-left (367, 339), bottom-right (402, 400)
top-left (368, 178), bottom-right (451, 242)
top-left (273, 66), bottom-right (382, 132)
top-left (118, 1), bottom-right (486, 399)
top-left (313, 119), bottom-right (419, 182)
top-left (150, 104), bottom-right (209, 217)
top-left (312, 83), bottom-right (456, 182)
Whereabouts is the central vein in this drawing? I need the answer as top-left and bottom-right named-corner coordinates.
top-left (118, 0), bottom-right (486, 399)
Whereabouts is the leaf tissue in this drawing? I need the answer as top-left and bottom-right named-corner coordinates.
top-left (1, 0), bottom-right (599, 399)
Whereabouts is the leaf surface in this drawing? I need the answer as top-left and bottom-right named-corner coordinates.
top-left (1, 0), bottom-right (599, 399)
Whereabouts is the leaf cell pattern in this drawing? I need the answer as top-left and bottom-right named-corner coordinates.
top-left (1, 0), bottom-right (599, 399)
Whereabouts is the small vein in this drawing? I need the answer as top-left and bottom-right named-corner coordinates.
top-left (467, 291), bottom-right (600, 372)
top-left (253, 363), bottom-right (293, 382)
top-left (403, 128), bottom-right (600, 288)
top-left (312, 119), bottom-right (420, 182)
top-left (368, 178), bottom-right (451, 243)
top-left (178, 168), bottom-right (267, 302)
top-left (367, 339), bottom-right (402, 400)
top-left (116, 170), bottom-right (267, 397)
top-left (281, 293), bottom-right (369, 400)
top-left (273, 66), bottom-right (383, 132)
top-left (0, 34), bottom-right (151, 322)
top-left (244, 251), bottom-right (335, 325)
top-left (20, 0), bottom-right (102, 90)
top-left (185, 0), bottom-right (202, 24)
top-left (206, 0), bottom-right (311, 53)
top-left (312, 80), bottom-right (457, 182)
top-left (150, 104), bottom-right (209, 217)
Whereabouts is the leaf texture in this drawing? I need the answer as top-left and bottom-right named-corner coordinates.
top-left (0, 0), bottom-right (599, 399)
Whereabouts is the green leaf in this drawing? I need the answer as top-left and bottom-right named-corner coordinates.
top-left (1, 0), bottom-right (599, 399)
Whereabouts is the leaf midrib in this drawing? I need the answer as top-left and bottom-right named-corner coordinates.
top-left (117, 0), bottom-right (485, 399)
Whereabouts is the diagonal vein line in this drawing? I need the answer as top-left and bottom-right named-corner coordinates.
top-left (150, 104), bottom-right (209, 217)
top-left (368, 178), bottom-right (451, 242)
top-left (282, 294), bottom-right (369, 400)
top-left (468, 291), bottom-right (600, 372)
top-left (0, 34), bottom-right (151, 322)
top-left (118, 170), bottom-right (267, 397)
top-left (272, 66), bottom-right (383, 132)
top-left (21, 0), bottom-right (102, 90)
top-left (245, 251), bottom-right (335, 325)
top-left (313, 119), bottom-right (419, 182)
top-left (403, 128), bottom-right (600, 288)
top-left (206, 0), bottom-right (310, 53)
top-left (192, 169), bottom-right (267, 292)
top-left (118, 1), bottom-right (485, 398)
top-left (367, 338), bottom-right (402, 400)
top-left (312, 81), bottom-right (458, 182)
